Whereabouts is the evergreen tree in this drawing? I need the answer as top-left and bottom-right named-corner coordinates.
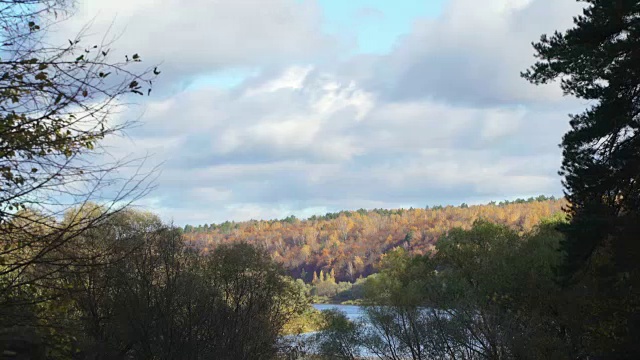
top-left (523, 0), bottom-right (640, 275)
top-left (404, 231), bottom-right (415, 247)
top-left (523, 1), bottom-right (640, 357)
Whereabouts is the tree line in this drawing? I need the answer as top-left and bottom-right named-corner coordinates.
top-left (312, 219), bottom-right (569, 359)
top-left (1, 206), bottom-right (309, 359)
top-left (183, 199), bottom-right (565, 282)
top-left (183, 194), bottom-right (558, 233)
top-left (310, 1), bottom-right (640, 359)
top-left (1, 0), bottom-right (639, 359)
top-left (0, 1), bottom-right (309, 358)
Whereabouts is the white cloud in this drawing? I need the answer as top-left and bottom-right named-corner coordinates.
top-left (247, 66), bottom-right (313, 95)
top-left (56, 0), bottom-right (338, 88)
top-left (351, 0), bottom-right (584, 106)
top-left (479, 108), bottom-right (525, 141)
top-left (72, 0), bottom-right (586, 224)
top-left (119, 64), bottom-right (570, 223)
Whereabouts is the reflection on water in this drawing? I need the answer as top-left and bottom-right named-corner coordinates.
top-left (283, 304), bottom-right (371, 358)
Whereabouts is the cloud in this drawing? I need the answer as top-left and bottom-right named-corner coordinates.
top-left (117, 62), bottom-right (571, 224)
top-left (349, 0), bottom-right (585, 106)
top-left (56, 0), bottom-right (339, 89)
top-left (67, 0), bottom-right (587, 224)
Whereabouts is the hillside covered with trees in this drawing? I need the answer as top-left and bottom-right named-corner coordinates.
top-left (2, 0), bottom-right (639, 358)
top-left (183, 196), bottom-right (564, 282)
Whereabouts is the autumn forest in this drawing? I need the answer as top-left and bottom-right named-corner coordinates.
top-left (183, 196), bottom-right (563, 282)
top-left (1, 0), bottom-right (639, 359)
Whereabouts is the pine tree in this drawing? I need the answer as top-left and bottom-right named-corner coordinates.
top-left (523, 0), bottom-right (640, 275)
top-left (523, 1), bottom-right (640, 357)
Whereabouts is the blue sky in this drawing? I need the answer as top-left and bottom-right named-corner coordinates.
top-left (320, 0), bottom-right (445, 54)
top-left (184, 0), bottom-right (445, 91)
top-left (62, 0), bottom-right (585, 225)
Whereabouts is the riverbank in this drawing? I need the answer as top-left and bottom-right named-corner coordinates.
top-left (282, 304), bottom-right (366, 336)
top-left (282, 305), bottom-right (324, 335)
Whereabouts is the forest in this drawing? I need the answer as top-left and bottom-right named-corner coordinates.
top-left (1, 0), bottom-right (639, 359)
top-left (310, 219), bottom-right (571, 359)
top-left (183, 197), bottom-right (564, 282)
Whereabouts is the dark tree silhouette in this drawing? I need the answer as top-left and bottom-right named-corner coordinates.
top-left (523, 1), bottom-right (640, 356)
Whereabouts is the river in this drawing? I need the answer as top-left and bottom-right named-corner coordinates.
top-left (312, 304), bottom-right (365, 322)
top-left (285, 304), bottom-right (371, 358)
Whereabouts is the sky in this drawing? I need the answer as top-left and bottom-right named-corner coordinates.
top-left (58, 0), bottom-right (586, 225)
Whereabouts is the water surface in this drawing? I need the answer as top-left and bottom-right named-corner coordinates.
top-left (312, 304), bottom-right (365, 322)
